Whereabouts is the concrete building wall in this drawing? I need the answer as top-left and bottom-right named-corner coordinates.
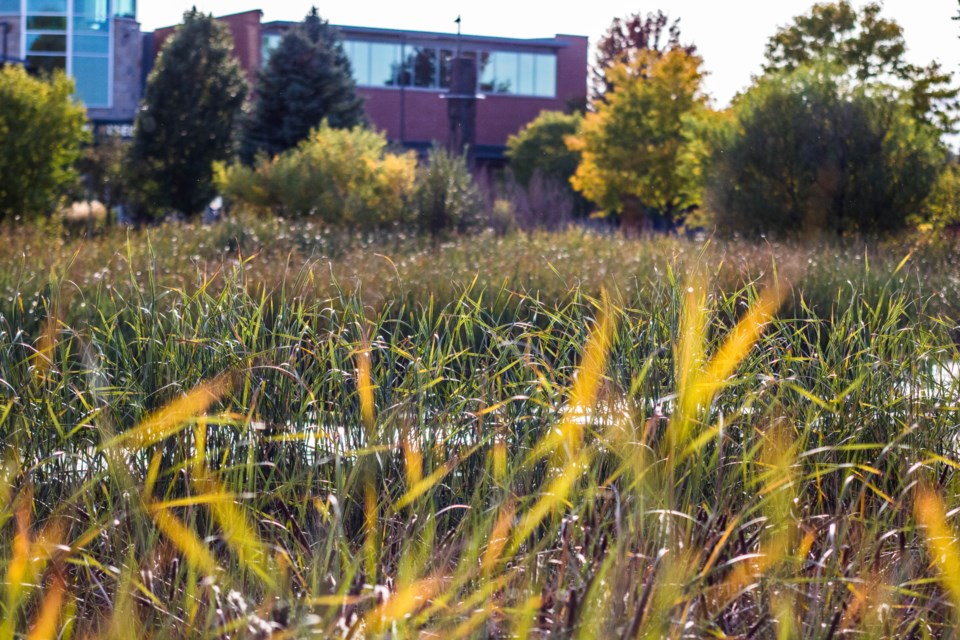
top-left (89, 17), bottom-right (142, 122)
top-left (0, 15), bottom-right (21, 64)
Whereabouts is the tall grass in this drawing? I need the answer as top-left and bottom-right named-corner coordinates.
top-left (2, 222), bottom-right (960, 636)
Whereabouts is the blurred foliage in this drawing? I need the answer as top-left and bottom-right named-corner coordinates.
top-left (217, 122), bottom-right (416, 225)
top-left (0, 65), bottom-right (88, 222)
top-left (763, 1), bottom-right (958, 134)
top-left (506, 110), bottom-right (582, 189)
top-left (569, 49), bottom-right (711, 231)
top-left (413, 146), bottom-right (484, 235)
top-left (73, 134), bottom-right (129, 218)
top-left (707, 63), bottom-right (944, 236)
top-left (918, 161), bottom-right (960, 229)
top-left (592, 9), bottom-right (697, 101)
top-left (129, 8), bottom-right (247, 218)
top-left (241, 8), bottom-right (364, 163)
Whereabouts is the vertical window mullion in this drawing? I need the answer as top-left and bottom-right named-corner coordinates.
top-left (106, 0), bottom-right (113, 107)
top-left (65, 0), bottom-right (71, 74)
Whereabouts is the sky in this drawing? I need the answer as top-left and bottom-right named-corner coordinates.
top-left (138, 1), bottom-right (960, 108)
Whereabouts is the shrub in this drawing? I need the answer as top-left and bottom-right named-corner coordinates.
top-left (0, 65), bottom-right (89, 222)
top-left (217, 122), bottom-right (416, 226)
top-left (506, 110), bottom-right (582, 188)
top-left (413, 146), bottom-right (484, 235)
top-left (707, 64), bottom-right (944, 236)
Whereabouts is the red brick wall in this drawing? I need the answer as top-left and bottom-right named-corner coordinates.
top-left (358, 35), bottom-right (588, 148)
top-left (153, 10), bottom-right (262, 85)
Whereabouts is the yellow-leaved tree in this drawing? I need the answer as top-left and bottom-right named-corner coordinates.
top-left (568, 48), bottom-right (712, 231)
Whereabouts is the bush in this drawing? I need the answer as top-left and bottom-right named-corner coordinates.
top-left (413, 147), bottom-right (484, 235)
top-left (506, 110), bottom-right (582, 188)
top-left (0, 65), bottom-right (89, 222)
top-left (707, 64), bottom-right (944, 236)
top-left (217, 122), bottom-right (416, 226)
top-left (919, 162), bottom-right (960, 229)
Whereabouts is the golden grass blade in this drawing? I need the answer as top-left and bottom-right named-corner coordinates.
top-left (146, 504), bottom-right (219, 577)
top-left (914, 486), bottom-right (960, 613)
top-left (31, 314), bottom-right (59, 379)
top-left (364, 576), bottom-right (443, 634)
top-left (194, 473), bottom-right (275, 588)
top-left (356, 337), bottom-right (376, 435)
top-left (531, 293), bottom-right (616, 462)
top-left (106, 374), bottom-right (232, 450)
top-left (509, 449), bottom-right (591, 556)
top-left (678, 283), bottom-right (784, 432)
top-left (393, 461), bottom-right (452, 510)
top-left (481, 503), bottom-right (515, 576)
top-left (25, 573), bottom-right (65, 640)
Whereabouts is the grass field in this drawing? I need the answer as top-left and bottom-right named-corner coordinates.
top-left (3, 219), bottom-right (960, 637)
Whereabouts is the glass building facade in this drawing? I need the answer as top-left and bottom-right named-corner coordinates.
top-left (1, 0), bottom-right (136, 107)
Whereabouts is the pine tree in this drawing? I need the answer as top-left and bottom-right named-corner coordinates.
top-left (129, 8), bottom-right (247, 217)
top-left (241, 8), bottom-right (365, 163)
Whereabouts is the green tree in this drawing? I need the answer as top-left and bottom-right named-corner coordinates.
top-left (707, 64), bottom-right (943, 236)
top-left (241, 8), bottom-right (365, 163)
top-left (506, 110), bottom-right (582, 187)
top-left (568, 48), bottom-right (710, 231)
top-left (764, 1), bottom-right (958, 133)
top-left (506, 110), bottom-right (588, 218)
top-left (129, 8), bottom-right (247, 218)
top-left (0, 65), bottom-right (88, 222)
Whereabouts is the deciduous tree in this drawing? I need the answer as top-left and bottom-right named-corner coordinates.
top-left (569, 49), bottom-right (710, 231)
top-left (764, 1), bottom-right (958, 133)
top-left (707, 64), bottom-right (943, 236)
top-left (593, 10), bottom-right (696, 101)
top-left (506, 110), bottom-right (582, 188)
top-left (129, 8), bottom-right (247, 217)
top-left (0, 65), bottom-right (88, 222)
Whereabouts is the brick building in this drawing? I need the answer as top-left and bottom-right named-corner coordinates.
top-left (151, 10), bottom-right (588, 162)
top-left (2, 4), bottom-right (588, 157)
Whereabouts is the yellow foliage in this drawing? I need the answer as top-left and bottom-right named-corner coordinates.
top-left (568, 49), bottom-right (712, 226)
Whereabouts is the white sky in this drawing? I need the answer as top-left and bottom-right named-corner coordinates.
top-left (138, 1), bottom-right (960, 108)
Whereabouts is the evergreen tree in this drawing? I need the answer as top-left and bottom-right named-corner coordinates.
top-left (241, 8), bottom-right (365, 163)
top-left (129, 8), bottom-right (247, 217)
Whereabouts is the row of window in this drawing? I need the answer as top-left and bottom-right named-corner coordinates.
top-left (0, 0), bottom-right (133, 18)
top-left (261, 34), bottom-right (557, 98)
top-left (18, 0), bottom-right (115, 106)
top-left (341, 41), bottom-right (557, 98)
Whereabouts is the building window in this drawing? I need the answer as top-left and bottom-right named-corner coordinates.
top-left (342, 38), bottom-right (557, 97)
top-left (0, 0), bottom-right (18, 13)
top-left (23, 0), bottom-right (113, 108)
top-left (480, 50), bottom-right (556, 97)
top-left (112, 0), bottom-right (133, 18)
top-left (367, 42), bottom-right (397, 85)
top-left (261, 33), bottom-right (281, 66)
